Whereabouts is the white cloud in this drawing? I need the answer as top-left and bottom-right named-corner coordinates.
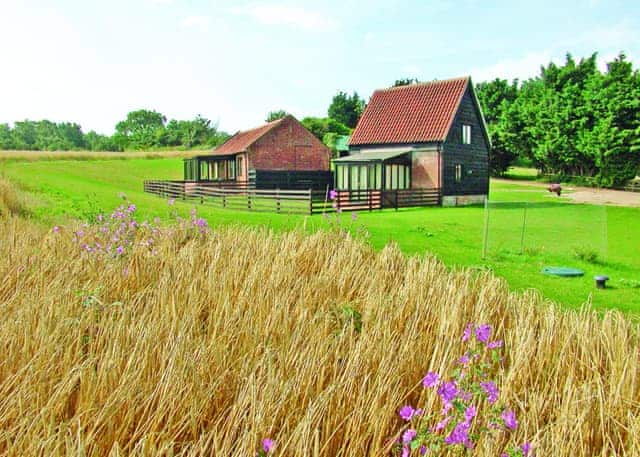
top-left (230, 4), bottom-right (338, 32)
top-left (470, 51), bottom-right (558, 82)
top-left (180, 15), bottom-right (210, 29)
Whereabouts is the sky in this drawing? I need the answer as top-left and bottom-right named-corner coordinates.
top-left (1, 0), bottom-right (639, 134)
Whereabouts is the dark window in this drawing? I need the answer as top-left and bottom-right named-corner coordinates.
top-left (236, 156), bottom-right (244, 178)
top-left (455, 164), bottom-right (463, 183)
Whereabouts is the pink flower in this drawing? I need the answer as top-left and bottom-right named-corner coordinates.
top-left (522, 442), bottom-right (532, 456)
top-left (116, 246), bottom-right (124, 255)
top-left (462, 323), bottom-right (472, 342)
top-left (458, 353), bottom-right (471, 365)
top-left (464, 405), bottom-right (477, 422)
top-left (501, 409), bottom-right (518, 430)
top-left (329, 189), bottom-right (338, 200)
top-left (444, 421), bottom-right (473, 448)
top-left (480, 380), bottom-right (499, 404)
top-left (434, 415), bottom-right (451, 432)
top-left (399, 405), bottom-right (414, 421)
top-left (351, 212), bottom-right (357, 221)
top-left (52, 226), bottom-right (60, 233)
top-left (438, 381), bottom-right (457, 403)
top-left (262, 438), bottom-right (274, 453)
top-left (475, 324), bottom-right (492, 343)
top-left (168, 198), bottom-right (175, 206)
top-left (402, 428), bottom-right (417, 444)
top-left (422, 371), bottom-right (440, 388)
top-left (487, 340), bottom-right (503, 349)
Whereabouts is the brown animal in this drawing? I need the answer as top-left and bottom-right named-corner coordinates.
top-left (548, 183), bottom-right (562, 196)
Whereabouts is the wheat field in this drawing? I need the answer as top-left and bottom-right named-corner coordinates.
top-left (0, 201), bottom-right (639, 455)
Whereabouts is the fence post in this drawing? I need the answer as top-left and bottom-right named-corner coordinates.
top-left (368, 190), bottom-right (373, 211)
top-left (248, 193), bottom-right (252, 210)
top-left (519, 202), bottom-right (528, 254)
top-left (482, 197), bottom-right (490, 260)
top-left (395, 190), bottom-right (399, 211)
top-left (222, 194), bottom-right (226, 208)
top-left (277, 188), bottom-right (281, 213)
top-left (308, 189), bottom-right (312, 215)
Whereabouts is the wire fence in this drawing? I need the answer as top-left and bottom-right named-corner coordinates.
top-left (481, 200), bottom-right (608, 263)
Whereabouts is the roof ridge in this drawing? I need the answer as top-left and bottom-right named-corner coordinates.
top-left (378, 76), bottom-right (470, 93)
top-left (234, 116), bottom-right (286, 135)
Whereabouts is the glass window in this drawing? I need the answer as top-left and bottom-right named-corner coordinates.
top-left (375, 164), bottom-right (382, 189)
top-left (462, 125), bottom-right (471, 144)
top-left (337, 165), bottom-right (344, 189)
top-left (236, 156), bottom-right (243, 178)
top-left (200, 161), bottom-right (209, 180)
top-left (455, 164), bottom-right (463, 183)
top-left (359, 165), bottom-right (368, 190)
top-left (351, 166), bottom-right (358, 191)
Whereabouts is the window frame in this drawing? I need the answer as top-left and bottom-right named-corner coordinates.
top-left (462, 124), bottom-right (471, 145)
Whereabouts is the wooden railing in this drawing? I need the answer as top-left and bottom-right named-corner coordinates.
top-left (144, 181), bottom-right (442, 215)
top-left (144, 180), bottom-right (312, 214)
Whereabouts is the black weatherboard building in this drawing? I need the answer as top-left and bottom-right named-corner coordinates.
top-left (334, 76), bottom-right (491, 206)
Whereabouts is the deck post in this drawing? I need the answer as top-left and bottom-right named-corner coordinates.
top-left (247, 193), bottom-right (252, 210)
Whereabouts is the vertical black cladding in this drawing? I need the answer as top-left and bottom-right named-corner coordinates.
top-left (442, 86), bottom-right (490, 196)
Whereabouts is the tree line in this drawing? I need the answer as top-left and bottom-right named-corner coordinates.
top-left (2, 52), bottom-right (638, 185)
top-left (265, 90), bottom-right (365, 153)
top-left (0, 111), bottom-right (230, 152)
top-left (475, 53), bottom-right (640, 186)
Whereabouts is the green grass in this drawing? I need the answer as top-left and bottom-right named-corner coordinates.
top-left (502, 166), bottom-right (540, 181)
top-left (2, 158), bottom-right (639, 315)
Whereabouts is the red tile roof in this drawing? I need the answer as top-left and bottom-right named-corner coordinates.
top-left (211, 117), bottom-right (286, 155)
top-left (349, 77), bottom-right (470, 146)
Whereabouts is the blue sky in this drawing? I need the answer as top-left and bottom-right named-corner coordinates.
top-left (1, 0), bottom-right (638, 134)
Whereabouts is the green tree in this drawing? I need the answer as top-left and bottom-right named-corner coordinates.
top-left (328, 91), bottom-right (365, 128)
top-left (476, 79), bottom-right (520, 175)
top-left (301, 117), bottom-right (351, 141)
top-left (0, 124), bottom-right (15, 149)
top-left (11, 121), bottom-right (38, 150)
top-left (114, 109), bottom-right (167, 150)
top-left (393, 78), bottom-right (420, 87)
top-left (265, 110), bottom-right (288, 122)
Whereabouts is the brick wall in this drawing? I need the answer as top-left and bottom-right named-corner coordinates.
top-left (249, 116), bottom-right (331, 171)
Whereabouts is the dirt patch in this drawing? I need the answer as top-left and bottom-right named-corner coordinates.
top-left (563, 188), bottom-right (640, 207)
top-left (494, 179), bottom-right (640, 207)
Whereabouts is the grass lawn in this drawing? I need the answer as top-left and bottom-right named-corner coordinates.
top-left (2, 157), bottom-right (639, 314)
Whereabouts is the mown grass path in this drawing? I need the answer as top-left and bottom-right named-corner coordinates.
top-left (2, 158), bottom-right (639, 313)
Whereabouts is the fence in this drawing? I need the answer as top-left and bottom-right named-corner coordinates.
top-left (540, 174), bottom-right (640, 193)
top-left (481, 199), bottom-right (608, 262)
top-left (144, 180), bottom-right (441, 215)
top-left (144, 180), bottom-right (313, 215)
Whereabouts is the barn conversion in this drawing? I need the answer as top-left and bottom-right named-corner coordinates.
top-left (183, 115), bottom-right (332, 189)
top-left (334, 76), bottom-right (491, 206)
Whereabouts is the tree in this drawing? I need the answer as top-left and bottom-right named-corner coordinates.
top-left (393, 78), bottom-right (420, 87)
top-left (301, 117), bottom-right (351, 141)
top-left (265, 110), bottom-right (288, 122)
top-left (0, 124), bottom-right (14, 149)
top-left (114, 109), bottom-right (167, 150)
top-left (328, 91), bottom-right (365, 128)
top-left (475, 79), bottom-right (520, 175)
